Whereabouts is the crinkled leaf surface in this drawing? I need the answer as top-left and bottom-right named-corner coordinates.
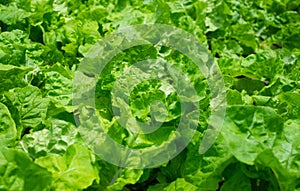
top-left (0, 0), bottom-right (299, 190)
top-left (0, 148), bottom-right (52, 191)
top-left (35, 144), bottom-right (99, 190)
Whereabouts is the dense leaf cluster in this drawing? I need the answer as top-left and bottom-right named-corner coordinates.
top-left (0, 0), bottom-right (299, 190)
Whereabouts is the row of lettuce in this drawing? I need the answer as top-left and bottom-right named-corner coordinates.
top-left (0, 0), bottom-right (300, 190)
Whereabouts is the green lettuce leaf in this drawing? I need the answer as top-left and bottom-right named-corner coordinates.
top-left (221, 106), bottom-right (283, 165)
top-left (148, 178), bottom-right (198, 191)
top-left (0, 148), bottom-right (52, 191)
top-left (20, 119), bottom-right (78, 159)
top-left (35, 144), bottom-right (99, 190)
top-left (0, 102), bottom-right (17, 147)
top-left (0, 64), bottom-right (32, 93)
top-left (4, 85), bottom-right (49, 131)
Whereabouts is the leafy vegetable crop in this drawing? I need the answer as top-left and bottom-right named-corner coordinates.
top-left (0, 0), bottom-right (299, 190)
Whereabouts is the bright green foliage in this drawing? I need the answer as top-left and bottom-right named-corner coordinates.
top-left (0, 103), bottom-right (17, 147)
top-left (35, 144), bottom-right (99, 190)
top-left (0, 0), bottom-right (299, 190)
top-left (0, 148), bottom-right (52, 191)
